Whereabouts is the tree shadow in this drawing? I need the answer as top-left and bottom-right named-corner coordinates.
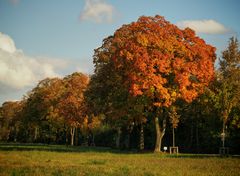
top-left (1, 143), bottom-right (239, 158)
top-left (0, 143), bottom-right (139, 154)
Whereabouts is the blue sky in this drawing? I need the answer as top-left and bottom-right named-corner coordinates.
top-left (0, 0), bottom-right (239, 104)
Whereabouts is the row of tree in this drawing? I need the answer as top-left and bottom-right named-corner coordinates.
top-left (0, 15), bottom-right (240, 154)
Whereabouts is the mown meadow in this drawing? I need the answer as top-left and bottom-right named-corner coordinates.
top-left (0, 144), bottom-right (239, 176)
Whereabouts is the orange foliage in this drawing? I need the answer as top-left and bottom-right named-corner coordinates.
top-left (57, 73), bottom-right (89, 127)
top-left (96, 15), bottom-right (216, 106)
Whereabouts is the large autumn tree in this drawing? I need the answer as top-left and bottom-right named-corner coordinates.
top-left (92, 15), bottom-right (216, 152)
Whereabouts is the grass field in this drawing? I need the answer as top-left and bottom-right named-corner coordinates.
top-left (0, 144), bottom-right (239, 176)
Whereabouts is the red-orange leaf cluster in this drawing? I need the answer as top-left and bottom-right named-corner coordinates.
top-left (96, 15), bottom-right (216, 106)
top-left (57, 73), bottom-right (89, 127)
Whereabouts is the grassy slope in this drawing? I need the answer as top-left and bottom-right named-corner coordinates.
top-left (0, 144), bottom-right (239, 176)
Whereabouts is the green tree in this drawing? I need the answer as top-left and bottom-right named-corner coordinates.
top-left (215, 37), bottom-right (240, 148)
top-left (168, 106), bottom-right (180, 148)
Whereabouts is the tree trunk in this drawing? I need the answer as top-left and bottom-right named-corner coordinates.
top-left (92, 134), bottom-right (95, 146)
top-left (14, 126), bottom-right (18, 142)
top-left (172, 127), bottom-right (175, 147)
top-left (116, 127), bottom-right (121, 148)
top-left (34, 126), bottom-right (38, 142)
top-left (139, 124), bottom-right (144, 150)
top-left (154, 116), bottom-right (166, 152)
top-left (56, 129), bottom-right (59, 144)
top-left (154, 117), bottom-right (161, 152)
top-left (222, 120), bottom-right (226, 148)
top-left (70, 127), bottom-right (75, 146)
top-left (65, 126), bottom-right (69, 145)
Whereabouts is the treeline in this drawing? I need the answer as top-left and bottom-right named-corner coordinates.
top-left (0, 16), bottom-right (240, 154)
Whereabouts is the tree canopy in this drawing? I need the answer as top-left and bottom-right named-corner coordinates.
top-left (94, 15), bottom-right (216, 107)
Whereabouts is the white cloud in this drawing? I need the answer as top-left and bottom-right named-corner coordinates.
top-left (0, 32), bottom-right (16, 53)
top-left (80, 0), bottom-right (115, 23)
top-left (0, 32), bottom-right (59, 90)
top-left (176, 20), bottom-right (230, 34)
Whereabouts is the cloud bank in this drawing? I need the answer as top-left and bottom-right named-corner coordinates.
top-left (177, 20), bottom-right (230, 34)
top-left (80, 0), bottom-right (115, 23)
top-left (0, 32), bottom-right (59, 90)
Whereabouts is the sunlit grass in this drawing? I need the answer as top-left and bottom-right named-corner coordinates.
top-left (0, 144), bottom-right (239, 176)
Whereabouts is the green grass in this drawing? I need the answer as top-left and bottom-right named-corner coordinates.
top-left (0, 144), bottom-right (239, 176)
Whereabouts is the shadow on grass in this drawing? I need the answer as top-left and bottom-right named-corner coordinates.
top-left (0, 142), bottom-right (136, 154)
top-left (0, 143), bottom-right (239, 158)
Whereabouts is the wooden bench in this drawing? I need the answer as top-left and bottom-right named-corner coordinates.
top-left (170, 146), bottom-right (179, 154)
